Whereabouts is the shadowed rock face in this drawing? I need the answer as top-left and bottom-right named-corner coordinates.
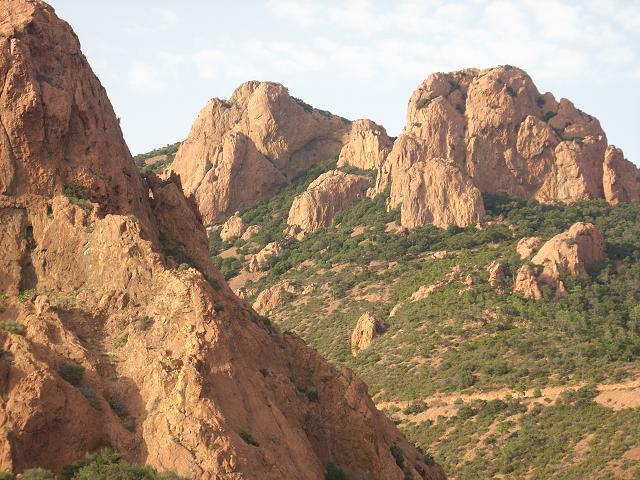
top-left (0, 2), bottom-right (447, 480)
top-left (373, 65), bottom-right (637, 229)
top-left (167, 81), bottom-right (351, 224)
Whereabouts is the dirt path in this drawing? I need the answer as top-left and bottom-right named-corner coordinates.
top-left (377, 378), bottom-right (640, 423)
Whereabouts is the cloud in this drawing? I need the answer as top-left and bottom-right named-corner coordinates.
top-left (128, 62), bottom-right (166, 92)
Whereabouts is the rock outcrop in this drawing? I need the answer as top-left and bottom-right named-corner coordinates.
top-left (487, 261), bottom-right (505, 288)
top-left (531, 222), bottom-right (605, 280)
top-left (516, 236), bottom-right (544, 259)
top-left (247, 241), bottom-right (282, 272)
top-left (240, 224), bottom-right (261, 240)
top-left (351, 312), bottom-right (386, 356)
top-left (338, 119), bottom-right (393, 171)
top-left (513, 264), bottom-right (542, 300)
top-left (603, 146), bottom-right (640, 205)
top-left (252, 281), bottom-right (296, 316)
top-left (0, 3), bottom-right (447, 480)
top-left (514, 223), bottom-right (605, 300)
top-left (373, 66), bottom-right (637, 228)
top-left (167, 82), bottom-right (351, 224)
top-left (219, 212), bottom-right (246, 241)
top-left (287, 170), bottom-right (370, 234)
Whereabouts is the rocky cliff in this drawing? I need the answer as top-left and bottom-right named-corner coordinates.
top-left (167, 81), bottom-right (351, 224)
top-left (0, 2), bottom-right (446, 479)
top-left (338, 119), bottom-right (393, 171)
top-left (371, 65), bottom-right (637, 229)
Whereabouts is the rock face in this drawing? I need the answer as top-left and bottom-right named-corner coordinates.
top-left (514, 223), bottom-right (605, 300)
top-left (338, 119), bottom-right (393, 170)
top-left (252, 281), bottom-right (296, 316)
top-left (0, 3), bottom-right (447, 480)
top-left (219, 212), bottom-right (246, 241)
top-left (380, 135), bottom-right (485, 229)
top-left (373, 66), bottom-right (637, 228)
top-left (516, 236), bottom-right (544, 259)
top-left (603, 146), bottom-right (640, 205)
top-left (351, 312), bottom-right (386, 356)
top-left (487, 261), bottom-right (505, 287)
top-left (167, 82), bottom-right (351, 224)
top-left (513, 264), bottom-right (542, 300)
top-left (247, 241), bottom-right (282, 272)
top-left (287, 170), bottom-right (370, 234)
top-left (531, 222), bottom-right (605, 279)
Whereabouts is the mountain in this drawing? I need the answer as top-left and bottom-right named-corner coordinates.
top-left (0, 1), bottom-right (447, 479)
top-left (166, 81), bottom-right (351, 224)
top-left (181, 69), bottom-right (640, 478)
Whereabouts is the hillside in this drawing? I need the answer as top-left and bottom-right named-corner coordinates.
top-left (0, 1), bottom-right (446, 479)
top-left (206, 158), bottom-right (640, 478)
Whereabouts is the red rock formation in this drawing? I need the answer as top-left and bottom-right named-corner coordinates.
top-left (603, 145), bottom-right (640, 205)
top-left (513, 264), bottom-right (542, 300)
top-left (168, 82), bottom-right (351, 224)
top-left (338, 119), bottom-right (393, 170)
top-left (514, 223), bottom-right (605, 300)
top-left (219, 212), bottom-right (246, 241)
top-left (375, 65), bottom-right (637, 222)
top-left (351, 312), bottom-right (386, 356)
top-left (0, 3), bottom-right (447, 480)
top-left (381, 135), bottom-right (485, 229)
top-left (287, 170), bottom-right (370, 234)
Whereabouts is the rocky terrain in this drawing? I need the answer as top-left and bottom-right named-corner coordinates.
top-left (166, 81), bottom-right (350, 224)
top-left (0, 2), bottom-right (448, 479)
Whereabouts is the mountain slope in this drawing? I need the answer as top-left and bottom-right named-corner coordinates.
top-left (0, 2), bottom-right (446, 479)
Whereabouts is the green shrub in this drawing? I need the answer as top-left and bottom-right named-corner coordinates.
top-left (58, 361), bottom-right (85, 386)
top-left (239, 430), bottom-right (259, 447)
top-left (0, 321), bottom-right (26, 336)
top-left (19, 468), bottom-right (54, 480)
top-left (305, 387), bottom-right (319, 403)
top-left (325, 463), bottom-right (348, 480)
top-left (17, 288), bottom-right (36, 303)
top-left (62, 449), bottom-right (181, 479)
top-left (390, 444), bottom-right (404, 468)
top-left (0, 472), bottom-right (15, 480)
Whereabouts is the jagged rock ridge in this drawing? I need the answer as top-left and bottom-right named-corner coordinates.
top-left (0, 2), bottom-right (446, 479)
top-left (167, 81), bottom-right (351, 224)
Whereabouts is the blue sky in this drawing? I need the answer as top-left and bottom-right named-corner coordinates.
top-left (48, 0), bottom-right (639, 164)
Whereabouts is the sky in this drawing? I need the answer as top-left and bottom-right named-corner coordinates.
top-left (48, 0), bottom-right (640, 164)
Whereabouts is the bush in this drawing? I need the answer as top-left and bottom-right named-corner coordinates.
top-left (17, 289), bottom-right (36, 303)
top-left (325, 463), bottom-right (348, 480)
top-left (239, 430), bottom-right (259, 447)
top-left (20, 469), bottom-right (54, 480)
top-left (390, 444), bottom-right (404, 468)
top-left (0, 321), bottom-right (26, 336)
top-left (0, 472), bottom-right (15, 480)
top-left (58, 361), bottom-right (85, 386)
top-left (62, 449), bottom-right (180, 479)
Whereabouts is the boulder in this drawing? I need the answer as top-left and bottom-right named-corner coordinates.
top-left (516, 237), bottom-right (544, 259)
top-left (252, 281), bottom-right (297, 316)
top-left (247, 241), bottom-right (282, 272)
top-left (219, 212), bottom-right (246, 241)
top-left (513, 264), bottom-right (542, 300)
top-left (287, 170), bottom-right (370, 234)
top-left (351, 312), bottom-right (386, 355)
top-left (487, 261), bottom-right (505, 287)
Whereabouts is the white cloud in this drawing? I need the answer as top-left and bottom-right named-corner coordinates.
top-left (128, 62), bottom-right (166, 92)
